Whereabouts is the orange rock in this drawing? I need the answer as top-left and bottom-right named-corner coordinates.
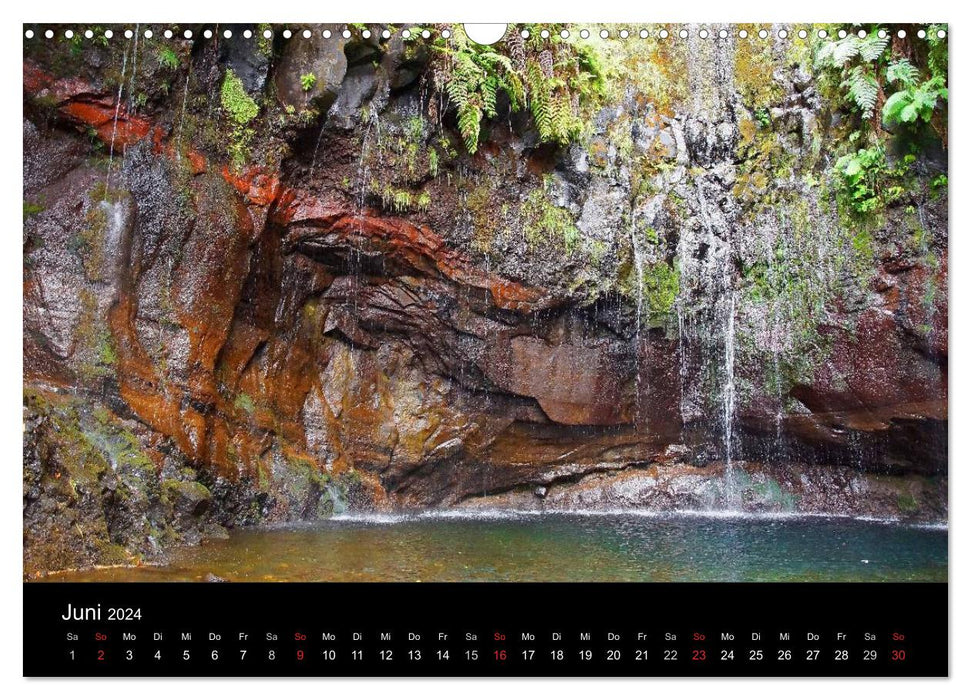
top-left (60, 99), bottom-right (151, 147)
top-left (221, 166), bottom-right (282, 207)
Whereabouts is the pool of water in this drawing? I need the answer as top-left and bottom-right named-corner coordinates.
top-left (42, 511), bottom-right (948, 583)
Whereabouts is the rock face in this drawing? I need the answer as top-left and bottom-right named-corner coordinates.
top-left (22, 25), bottom-right (947, 575)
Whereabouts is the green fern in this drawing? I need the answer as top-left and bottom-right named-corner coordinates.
top-left (432, 24), bottom-right (601, 154)
top-left (883, 75), bottom-right (947, 125)
top-left (857, 33), bottom-right (889, 61)
top-left (886, 59), bottom-right (920, 87)
top-left (843, 65), bottom-right (879, 117)
top-left (816, 31), bottom-right (889, 68)
top-left (457, 102), bottom-right (482, 153)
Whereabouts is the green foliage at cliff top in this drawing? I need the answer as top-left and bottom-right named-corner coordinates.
top-left (431, 24), bottom-right (604, 154)
top-left (814, 25), bottom-right (948, 142)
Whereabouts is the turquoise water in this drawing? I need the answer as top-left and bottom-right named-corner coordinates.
top-left (45, 512), bottom-right (947, 582)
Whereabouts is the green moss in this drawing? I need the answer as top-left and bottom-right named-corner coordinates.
top-left (95, 542), bottom-right (133, 564)
top-left (897, 492), bottom-right (919, 513)
top-left (276, 451), bottom-right (343, 518)
top-left (221, 69), bottom-right (259, 125)
top-left (161, 479), bottom-right (211, 505)
top-left (90, 408), bottom-right (155, 475)
top-left (621, 256), bottom-right (680, 328)
top-left (850, 228), bottom-right (875, 268)
top-left (74, 290), bottom-right (116, 381)
top-left (406, 115), bottom-right (425, 142)
top-left (520, 178), bottom-right (579, 251)
top-left (156, 46), bottom-right (179, 70)
top-left (23, 200), bottom-right (44, 220)
top-left (299, 72), bottom-right (317, 91)
top-left (257, 24), bottom-right (274, 57)
top-left (642, 261), bottom-right (680, 320)
top-left (67, 203), bottom-right (108, 281)
top-left (734, 30), bottom-right (785, 111)
top-left (234, 392), bottom-right (256, 415)
top-left (463, 182), bottom-right (499, 251)
top-left (97, 332), bottom-right (117, 367)
top-left (220, 69), bottom-right (259, 170)
top-left (25, 390), bottom-right (110, 488)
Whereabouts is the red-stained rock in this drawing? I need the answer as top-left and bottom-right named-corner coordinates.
top-left (60, 99), bottom-right (151, 147)
top-left (222, 165), bottom-right (281, 206)
top-left (25, 62), bottom-right (152, 149)
top-left (278, 192), bottom-right (551, 312)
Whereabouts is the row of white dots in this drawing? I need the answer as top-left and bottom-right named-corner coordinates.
top-left (23, 27), bottom-right (445, 41)
top-left (24, 26), bottom-right (947, 41)
top-left (542, 27), bottom-right (946, 40)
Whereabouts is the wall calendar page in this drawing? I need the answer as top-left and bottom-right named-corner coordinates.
top-left (21, 20), bottom-right (948, 679)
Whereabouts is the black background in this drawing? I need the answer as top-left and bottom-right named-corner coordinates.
top-left (24, 582), bottom-right (947, 677)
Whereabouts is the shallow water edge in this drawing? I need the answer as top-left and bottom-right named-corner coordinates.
top-left (38, 511), bottom-right (947, 584)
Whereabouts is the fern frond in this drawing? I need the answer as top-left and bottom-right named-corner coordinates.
top-left (857, 33), bottom-right (889, 62)
top-left (886, 59), bottom-right (919, 87)
top-left (828, 37), bottom-right (860, 67)
top-left (882, 90), bottom-right (911, 124)
top-left (457, 101), bottom-right (482, 154)
top-left (481, 77), bottom-right (498, 119)
top-left (843, 66), bottom-right (879, 117)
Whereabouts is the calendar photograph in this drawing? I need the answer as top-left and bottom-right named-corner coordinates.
top-left (23, 22), bottom-right (947, 589)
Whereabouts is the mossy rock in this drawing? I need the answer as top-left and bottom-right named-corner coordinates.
top-left (897, 492), bottom-right (920, 514)
top-left (162, 480), bottom-right (212, 517)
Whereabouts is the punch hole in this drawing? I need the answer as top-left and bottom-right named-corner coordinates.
top-left (463, 24), bottom-right (507, 46)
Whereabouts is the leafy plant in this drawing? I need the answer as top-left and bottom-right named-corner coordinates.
top-left (815, 30), bottom-right (887, 117)
top-left (156, 46), bottom-right (179, 70)
top-left (299, 72), bottom-right (317, 92)
top-left (930, 173), bottom-right (948, 198)
top-left (754, 107), bottom-right (771, 129)
top-left (882, 59), bottom-right (947, 126)
top-left (816, 30), bottom-right (889, 69)
top-left (431, 25), bottom-right (602, 154)
top-left (831, 145), bottom-right (906, 216)
top-left (815, 26), bottom-right (947, 140)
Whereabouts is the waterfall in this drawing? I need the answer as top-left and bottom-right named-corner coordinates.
top-left (682, 25), bottom-right (742, 509)
top-left (176, 74), bottom-right (190, 163)
top-left (629, 215), bottom-right (647, 431)
top-left (722, 285), bottom-right (738, 506)
top-left (309, 120), bottom-right (328, 180)
top-left (105, 40), bottom-right (130, 190)
top-left (126, 25), bottom-right (140, 116)
top-left (325, 483), bottom-right (348, 516)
